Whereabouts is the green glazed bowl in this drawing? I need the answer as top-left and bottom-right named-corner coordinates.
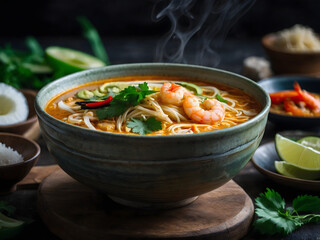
top-left (35, 63), bottom-right (270, 209)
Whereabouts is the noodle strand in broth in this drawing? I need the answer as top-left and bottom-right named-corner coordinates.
top-left (45, 78), bottom-right (261, 135)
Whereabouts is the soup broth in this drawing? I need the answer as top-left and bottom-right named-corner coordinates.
top-left (45, 76), bottom-right (261, 135)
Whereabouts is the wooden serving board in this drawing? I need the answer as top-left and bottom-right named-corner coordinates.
top-left (38, 169), bottom-right (254, 240)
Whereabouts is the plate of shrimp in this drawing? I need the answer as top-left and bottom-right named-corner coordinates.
top-left (258, 76), bottom-right (320, 129)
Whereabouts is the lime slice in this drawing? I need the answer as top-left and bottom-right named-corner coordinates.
top-left (275, 134), bottom-right (320, 169)
top-left (297, 136), bottom-right (320, 152)
top-left (45, 46), bottom-right (105, 74)
top-left (275, 161), bottom-right (320, 180)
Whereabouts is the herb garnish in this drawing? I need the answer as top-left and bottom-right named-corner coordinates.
top-left (127, 117), bottom-right (162, 135)
top-left (96, 82), bottom-right (157, 120)
top-left (254, 188), bottom-right (320, 236)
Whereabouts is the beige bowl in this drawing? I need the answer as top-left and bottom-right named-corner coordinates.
top-left (262, 34), bottom-right (320, 76)
top-left (0, 89), bottom-right (38, 135)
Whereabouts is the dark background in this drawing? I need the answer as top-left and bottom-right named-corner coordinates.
top-left (0, 0), bottom-right (319, 38)
top-left (1, 0), bottom-right (319, 77)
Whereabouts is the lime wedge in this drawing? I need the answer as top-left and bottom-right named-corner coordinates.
top-left (275, 134), bottom-right (320, 169)
top-left (297, 136), bottom-right (320, 152)
top-left (275, 161), bottom-right (320, 180)
top-left (45, 46), bottom-right (105, 75)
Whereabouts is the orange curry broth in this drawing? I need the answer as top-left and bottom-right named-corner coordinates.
top-left (45, 76), bottom-right (261, 134)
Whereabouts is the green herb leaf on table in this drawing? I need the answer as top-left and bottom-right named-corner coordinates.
top-left (127, 117), bottom-right (162, 135)
top-left (254, 188), bottom-right (320, 236)
top-left (292, 195), bottom-right (320, 212)
top-left (0, 201), bottom-right (16, 216)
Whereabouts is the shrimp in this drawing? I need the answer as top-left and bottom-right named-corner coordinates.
top-left (160, 82), bottom-right (189, 106)
top-left (183, 97), bottom-right (225, 124)
top-left (293, 82), bottom-right (320, 113)
top-left (283, 99), bottom-right (309, 116)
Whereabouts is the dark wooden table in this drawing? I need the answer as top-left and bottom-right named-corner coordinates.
top-left (1, 37), bottom-right (319, 240)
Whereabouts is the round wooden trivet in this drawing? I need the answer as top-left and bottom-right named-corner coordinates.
top-left (38, 169), bottom-right (254, 240)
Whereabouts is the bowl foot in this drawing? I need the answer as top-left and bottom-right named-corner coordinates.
top-left (108, 195), bottom-right (198, 209)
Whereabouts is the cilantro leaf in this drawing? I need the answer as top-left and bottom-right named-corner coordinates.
top-left (127, 117), bottom-right (162, 135)
top-left (97, 82), bottom-right (157, 120)
top-left (96, 100), bottom-right (128, 120)
top-left (144, 117), bottom-right (162, 131)
top-left (254, 188), bottom-right (320, 236)
top-left (293, 195), bottom-right (320, 212)
top-left (255, 188), bottom-right (285, 212)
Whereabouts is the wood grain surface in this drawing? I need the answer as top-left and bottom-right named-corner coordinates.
top-left (38, 169), bottom-right (254, 240)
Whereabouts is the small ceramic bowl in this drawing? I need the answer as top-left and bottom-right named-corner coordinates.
top-left (0, 133), bottom-right (40, 194)
top-left (258, 76), bottom-right (320, 129)
top-left (35, 63), bottom-right (270, 209)
top-left (252, 130), bottom-right (320, 192)
top-left (262, 34), bottom-right (320, 76)
top-left (0, 89), bottom-right (38, 135)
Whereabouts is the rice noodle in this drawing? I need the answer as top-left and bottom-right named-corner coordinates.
top-left (84, 115), bottom-right (96, 130)
top-left (68, 113), bottom-right (83, 124)
top-left (58, 101), bottom-right (76, 113)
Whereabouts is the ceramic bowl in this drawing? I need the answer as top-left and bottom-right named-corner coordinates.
top-left (258, 76), bottom-right (320, 129)
top-left (0, 89), bottom-right (38, 135)
top-left (262, 34), bottom-right (320, 76)
top-left (35, 63), bottom-right (270, 208)
top-left (252, 130), bottom-right (320, 192)
top-left (0, 133), bottom-right (40, 194)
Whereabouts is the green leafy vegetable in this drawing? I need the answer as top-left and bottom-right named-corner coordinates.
top-left (77, 16), bottom-right (110, 65)
top-left (216, 94), bottom-right (228, 103)
top-left (0, 44), bottom-right (51, 89)
top-left (0, 201), bottom-right (15, 217)
top-left (96, 82), bottom-right (157, 120)
top-left (25, 36), bottom-right (44, 61)
top-left (0, 17), bottom-right (109, 90)
top-left (0, 201), bottom-right (25, 240)
top-left (127, 117), bottom-right (162, 135)
top-left (254, 188), bottom-right (320, 236)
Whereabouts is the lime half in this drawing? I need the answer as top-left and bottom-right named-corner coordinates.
top-left (297, 136), bottom-right (320, 152)
top-left (275, 134), bottom-right (320, 169)
top-left (275, 161), bottom-right (320, 180)
top-left (45, 46), bottom-right (106, 75)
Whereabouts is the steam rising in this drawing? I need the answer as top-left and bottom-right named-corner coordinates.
top-left (153, 0), bottom-right (255, 67)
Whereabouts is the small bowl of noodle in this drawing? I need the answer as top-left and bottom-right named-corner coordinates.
top-left (35, 63), bottom-right (270, 209)
top-left (262, 25), bottom-right (320, 76)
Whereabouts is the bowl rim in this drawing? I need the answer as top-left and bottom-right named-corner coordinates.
top-left (261, 33), bottom-right (320, 56)
top-left (36, 62), bottom-right (271, 139)
top-left (0, 132), bottom-right (40, 168)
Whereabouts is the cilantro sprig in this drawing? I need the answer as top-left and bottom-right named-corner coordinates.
top-left (96, 82), bottom-right (157, 120)
top-left (254, 188), bottom-right (320, 236)
top-left (0, 17), bottom-right (108, 90)
top-left (127, 117), bottom-right (162, 135)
